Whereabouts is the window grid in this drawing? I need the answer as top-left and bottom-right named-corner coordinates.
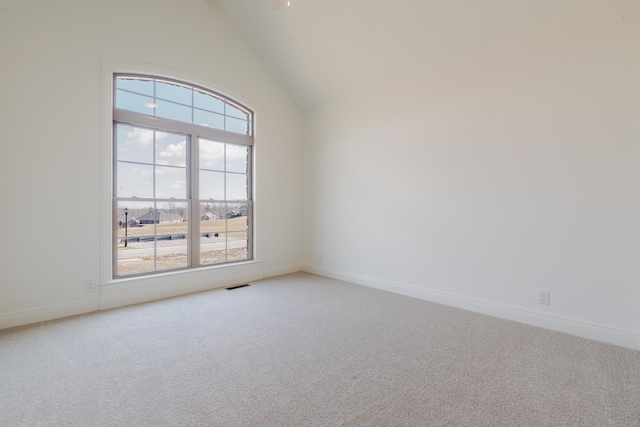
top-left (113, 74), bottom-right (253, 278)
top-left (115, 75), bottom-right (252, 136)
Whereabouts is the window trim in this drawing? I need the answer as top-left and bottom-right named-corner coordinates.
top-left (102, 62), bottom-right (255, 284)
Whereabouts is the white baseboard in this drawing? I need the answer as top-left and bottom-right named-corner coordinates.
top-left (261, 263), bottom-right (304, 279)
top-left (304, 264), bottom-right (640, 351)
top-left (100, 262), bottom-right (265, 310)
top-left (0, 299), bottom-right (100, 330)
top-left (1, 261), bottom-right (304, 329)
top-left (6, 263), bottom-right (638, 352)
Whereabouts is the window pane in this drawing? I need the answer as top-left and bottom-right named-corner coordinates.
top-left (156, 81), bottom-right (192, 105)
top-left (225, 116), bottom-right (249, 134)
top-left (116, 90), bottom-right (156, 115)
top-left (156, 99), bottom-right (192, 123)
top-left (200, 238), bottom-right (226, 264)
top-left (226, 173), bottom-right (247, 201)
top-left (194, 108), bottom-right (224, 130)
top-left (226, 145), bottom-right (248, 173)
top-left (227, 204), bottom-right (248, 231)
top-left (200, 170), bottom-right (224, 200)
top-left (116, 78), bottom-right (154, 96)
top-left (227, 203), bottom-right (249, 262)
top-left (116, 124), bottom-right (153, 164)
top-left (227, 231), bottom-right (248, 262)
top-left (226, 103), bottom-right (247, 120)
top-left (200, 203), bottom-right (226, 265)
top-left (156, 132), bottom-right (187, 167)
top-left (194, 90), bottom-right (224, 113)
top-left (199, 138), bottom-right (225, 171)
top-left (155, 202), bottom-right (188, 271)
top-left (117, 162), bottom-right (153, 198)
top-left (199, 203), bottom-right (222, 223)
top-left (206, 203), bottom-right (227, 225)
top-left (155, 166), bottom-right (186, 199)
top-left (116, 201), bottom-right (156, 276)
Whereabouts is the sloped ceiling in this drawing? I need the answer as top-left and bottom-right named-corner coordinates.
top-left (213, 0), bottom-right (583, 111)
top-left (0, 0), bottom-right (38, 7)
top-left (1, 0), bottom-right (584, 111)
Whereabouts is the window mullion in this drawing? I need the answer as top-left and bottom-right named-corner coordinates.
top-left (152, 132), bottom-right (157, 272)
top-left (190, 133), bottom-right (200, 267)
top-left (112, 200), bottom-right (118, 278)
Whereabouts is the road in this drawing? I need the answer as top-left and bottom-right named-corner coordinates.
top-left (118, 238), bottom-right (246, 259)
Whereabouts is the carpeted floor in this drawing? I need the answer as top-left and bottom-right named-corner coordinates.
top-left (1, 272), bottom-right (639, 426)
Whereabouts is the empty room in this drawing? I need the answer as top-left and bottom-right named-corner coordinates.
top-left (1, 0), bottom-right (639, 425)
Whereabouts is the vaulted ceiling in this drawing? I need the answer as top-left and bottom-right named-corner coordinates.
top-left (212, 0), bottom-right (583, 111)
top-left (1, 0), bottom-right (585, 111)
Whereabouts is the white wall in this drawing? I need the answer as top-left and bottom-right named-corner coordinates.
top-left (303, 0), bottom-right (640, 349)
top-left (0, 0), bottom-right (303, 327)
top-left (2, 0), bottom-right (638, 351)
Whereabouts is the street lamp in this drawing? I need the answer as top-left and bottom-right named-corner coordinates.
top-left (124, 207), bottom-right (129, 248)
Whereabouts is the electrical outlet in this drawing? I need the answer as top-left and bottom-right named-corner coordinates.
top-left (85, 280), bottom-right (96, 293)
top-left (537, 289), bottom-right (550, 305)
top-left (318, 255), bottom-right (324, 264)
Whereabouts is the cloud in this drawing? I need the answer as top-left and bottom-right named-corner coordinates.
top-left (226, 145), bottom-right (247, 171)
top-left (200, 141), bottom-right (247, 170)
top-left (171, 180), bottom-right (186, 190)
top-left (200, 140), bottom-right (224, 169)
top-left (227, 144), bottom-right (247, 160)
top-left (157, 140), bottom-right (187, 166)
top-left (134, 167), bottom-right (152, 177)
top-left (125, 128), bottom-right (167, 146)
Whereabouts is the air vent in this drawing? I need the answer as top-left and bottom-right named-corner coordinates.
top-left (225, 284), bottom-right (250, 290)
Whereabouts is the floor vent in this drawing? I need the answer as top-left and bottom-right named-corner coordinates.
top-left (225, 284), bottom-right (250, 290)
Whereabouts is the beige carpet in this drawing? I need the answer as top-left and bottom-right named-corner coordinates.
top-left (1, 272), bottom-right (639, 426)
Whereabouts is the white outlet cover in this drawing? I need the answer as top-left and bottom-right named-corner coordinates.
top-left (85, 281), bottom-right (96, 292)
top-left (537, 289), bottom-right (550, 305)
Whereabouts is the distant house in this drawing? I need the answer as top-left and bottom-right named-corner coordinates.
top-left (118, 217), bottom-right (139, 228)
top-left (200, 212), bottom-right (218, 221)
top-left (137, 211), bottom-right (183, 225)
top-left (227, 205), bottom-right (247, 219)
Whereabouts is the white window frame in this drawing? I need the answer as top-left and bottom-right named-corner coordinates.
top-left (101, 62), bottom-right (255, 283)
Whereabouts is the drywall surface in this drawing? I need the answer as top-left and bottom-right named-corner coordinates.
top-left (0, 0), bottom-right (302, 326)
top-left (303, 0), bottom-right (640, 348)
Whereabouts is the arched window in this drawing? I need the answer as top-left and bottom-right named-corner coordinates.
top-left (113, 75), bottom-right (253, 277)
